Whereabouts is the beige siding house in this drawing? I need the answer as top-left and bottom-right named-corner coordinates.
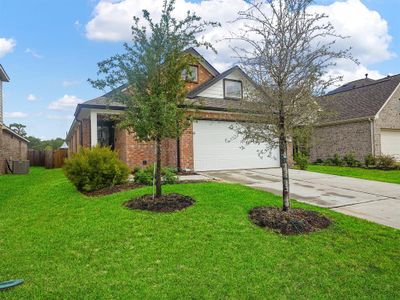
top-left (310, 74), bottom-right (400, 161)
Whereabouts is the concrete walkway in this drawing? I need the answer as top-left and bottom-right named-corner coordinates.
top-left (203, 168), bottom-right (400, 229)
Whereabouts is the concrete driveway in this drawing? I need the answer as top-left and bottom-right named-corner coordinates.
top-left (203, 168), bottom-right (400, 229)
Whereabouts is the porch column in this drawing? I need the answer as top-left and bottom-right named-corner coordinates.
top-left (90, 111), bottom-right (97, 147)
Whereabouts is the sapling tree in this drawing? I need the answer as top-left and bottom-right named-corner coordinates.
top-left (230, 0), bottom-right (355, 211)
top-left (90, 0), bottom-right (217, 197)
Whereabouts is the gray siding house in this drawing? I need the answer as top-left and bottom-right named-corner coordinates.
top-left (310, 74), bottom-right (400, 161)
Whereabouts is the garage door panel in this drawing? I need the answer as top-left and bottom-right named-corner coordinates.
top-left (381, 130), bottom-right (400, 161)
top-left (193, 120), bottom-right (280, 171)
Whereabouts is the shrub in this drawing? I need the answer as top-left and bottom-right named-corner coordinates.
top-left (63, 146), bottom-right (130, 192)
top-left (315, 158), bottom-right (324, 165)
top-left (294, 153), bottom-right (309, 170)
top-left (324, 154), bottom-right (342, 166)
top-left (376, 155), bottom-right (396, 170)
top-left (331, 153), bottom-right (342, 166)
top-left (342, 153), bottom-right (360, 167)
top-left (364, 154), bottom-right (376, 168)
top-left (134, 164), bottom-right (177, 185)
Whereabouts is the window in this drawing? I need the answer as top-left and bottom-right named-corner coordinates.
top-left (97, 120), bottom-right (115, 149)
top-left (182, 65), bottom-right (198, 82)
top-left (224, 79), bottom-right (243, 99)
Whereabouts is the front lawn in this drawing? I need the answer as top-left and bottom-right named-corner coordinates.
top-left (306, 164), bottom-right (400, 184)
top-left (0, 168), bottom-right (399, 299)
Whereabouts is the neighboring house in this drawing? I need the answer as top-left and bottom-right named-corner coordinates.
top-left (310, 74), bottom-right (400, 162)
top-left (66, 48), bottom-right (290, 171)
top-left (0, 65), bottom-right (29, 174)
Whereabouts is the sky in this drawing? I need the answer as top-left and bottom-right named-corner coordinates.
top-left (0, 0), bottom-right (399, 139)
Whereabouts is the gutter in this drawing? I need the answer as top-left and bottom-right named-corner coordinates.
top-left (316, 116), bottom-right (373, 127)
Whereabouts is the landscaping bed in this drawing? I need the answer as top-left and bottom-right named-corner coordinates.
top-left (124, 193), bottom-right (195, 212)
top-left (84, 182), bottom-right (144, 197)
top-left (249, 206), bottom-right (331, 235)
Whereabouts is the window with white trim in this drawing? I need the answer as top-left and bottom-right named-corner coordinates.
top-left (224, 79), bottom-right (243, 99)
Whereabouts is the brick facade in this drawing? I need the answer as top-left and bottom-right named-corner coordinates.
top-left (185, 63), bottom-right (213, 91)
top-left (0, 126), bottom-right (28, 174)
top-left (309, 84), bottom-right (400, 162)
top-left (310, 120), bottom-right (372, 162)
top-left (67, 58), bottom-right (293, 170)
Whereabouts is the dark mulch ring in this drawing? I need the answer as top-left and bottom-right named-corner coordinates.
top-left (249, 206), bottom-right (331, 235)
top-left (84, 182), bottom-right (144, 197)
top-left (176, 170), bottom-right (199, 176)
top-left (124, 193), bottom-right (195, 212)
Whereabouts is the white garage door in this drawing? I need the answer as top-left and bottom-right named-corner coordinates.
top-left (193, 120), bottom-right (280, 171)
top-left (381, 129), bottom-right (400, 161)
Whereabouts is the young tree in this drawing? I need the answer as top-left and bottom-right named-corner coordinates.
top-left (9, 123), bottom-right (27, 137)
top-left (90, 0), bottom-right (217, 197)
top-left (231, 0), bottom-right (355, 211)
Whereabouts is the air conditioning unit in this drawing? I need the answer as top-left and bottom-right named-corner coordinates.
top-left (6, 160), bottom-right (30, 174)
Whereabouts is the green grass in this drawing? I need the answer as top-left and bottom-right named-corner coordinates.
top-left (0, 168), bottom-right (399, 299)
top-left (306, 165), bottom-right (400, 184)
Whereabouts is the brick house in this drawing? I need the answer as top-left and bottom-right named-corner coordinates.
top-left (310, 74), bottom-right (400, 162)
top-left (0, 64), bottom-right (29, 174)
top-left (66, 48), bottom-right (288, 171)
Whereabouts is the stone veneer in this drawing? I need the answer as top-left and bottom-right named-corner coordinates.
top-left (310, 84), bottom-right (400, 162)
top-left (310, 120), bottom-right (372, 162)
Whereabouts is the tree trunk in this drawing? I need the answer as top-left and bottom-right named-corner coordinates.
top-left (279, 112), bottom-right (290, 211)
top-left (155, 138), bottom-right (162, 197)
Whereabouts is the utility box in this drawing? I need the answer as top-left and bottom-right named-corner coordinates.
top-left (10, 160), bottom-right (30, 174)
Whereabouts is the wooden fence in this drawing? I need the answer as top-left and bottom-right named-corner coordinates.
top-left (28, 149), bottom-right (68, 169)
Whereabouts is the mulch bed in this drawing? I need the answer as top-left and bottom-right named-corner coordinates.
top-left (84, 182), bottom-right (144, 197)
top-left (177, 170), bottom-right (199, 176)
top-left (124, 193), bottom-right (195, 212)
top-left (84, 180), bottom-right (212, 197)
top-left (249, 206), bottom-right (331, 235)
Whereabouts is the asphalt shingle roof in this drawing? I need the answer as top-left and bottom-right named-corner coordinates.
top-left (319, 74), bottom-right (400, 122)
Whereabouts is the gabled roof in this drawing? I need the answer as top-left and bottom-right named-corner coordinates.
top-left (74, 95), bottom-right (126, 117)
top-left (184, 47), bottom-right (220, 77)
top-left (327, 77), bottom-right (376, 95)
top-left (0, 64), bottom-right (10, 82)
top-left (319, 74), bottom-right (400, 123)
top-left (187, 65), bottom-right (252, 99)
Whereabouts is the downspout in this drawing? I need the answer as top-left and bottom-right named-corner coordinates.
top-left (78, 119), bottom-right (83, 147)
top-left (369, 118), bottom-right (375, 156)
top-left (176, 137), bottom-right (181, 172)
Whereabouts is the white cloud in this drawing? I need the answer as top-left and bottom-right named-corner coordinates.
top-left (74, 20), bottom-right (82, 30)
top-left (48, 94), bottom-right (83, 111)
top-left (310, 0), bottom-right (394, 65)
top-left (27, 94), bottom-right (37, 101)
top-left (85, 0), bottom-right (395, 82)
top-left (0, 38), bottom-right (16, 58)
top-left (25, 48), bottom-right (43, 59)
top-left (5, 112), bottom-right (28, 119)
top-left (62, 80), bottom-right (82, 87)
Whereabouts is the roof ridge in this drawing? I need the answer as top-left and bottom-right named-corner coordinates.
top-left (326, 74), bottom-right (400, 96)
